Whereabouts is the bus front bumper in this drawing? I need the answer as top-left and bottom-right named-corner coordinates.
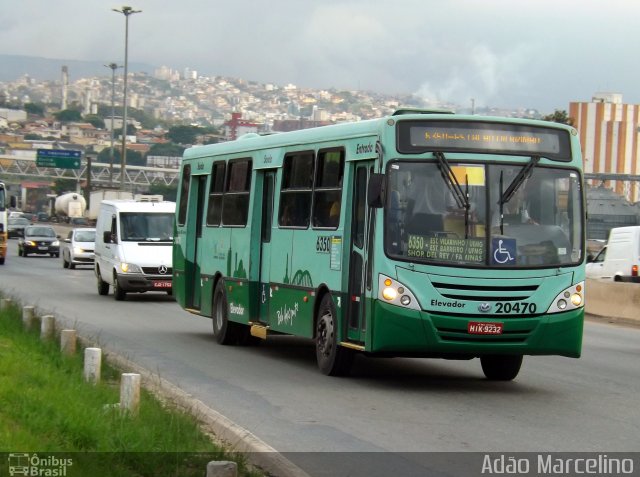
top-left (370, 301), bottom-right (584, 358)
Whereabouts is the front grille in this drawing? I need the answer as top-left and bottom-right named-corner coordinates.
top-left (142, 266), bottom-right (172, 275)
top-left (431, 280), bottom-right (540, 302)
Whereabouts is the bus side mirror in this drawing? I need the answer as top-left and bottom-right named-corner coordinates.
top-left (10, 196), bottom-right (16, 208)
top-left (367, 173), bottom-right (385, 208)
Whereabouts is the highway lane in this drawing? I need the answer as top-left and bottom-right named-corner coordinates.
top-left (1, 238), bottom-right (639, 475)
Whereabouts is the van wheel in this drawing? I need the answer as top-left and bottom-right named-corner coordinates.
top-left (113, 274), bottom-right (126, 301)
top-left (315, 294), bottom-right (354, 376)
top-left (96, 269), bottom-right (109, 296)
top-left (63, 256), bottom-right (69, 268)
top-left (480, 355), bottom-right (523, 381)
top-left (212, 279), bottom-right (240, 345)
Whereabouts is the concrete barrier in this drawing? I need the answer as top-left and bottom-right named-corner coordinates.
top-left (586, 278), bottom-right (640, 325)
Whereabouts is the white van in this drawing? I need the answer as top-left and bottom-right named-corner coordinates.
top-left (586, 226), bottom-right (640, 282)
top-left (94, 199), bottom-right (176, 300)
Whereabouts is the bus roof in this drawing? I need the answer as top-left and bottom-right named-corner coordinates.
top-left (183, 110), bottom-right (576, 161)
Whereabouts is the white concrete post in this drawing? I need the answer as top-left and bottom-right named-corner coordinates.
top-left (22, 305), bottom-right (35, 329)
top-left (84, 348), bottom-right (102, 384)
top-left (206, 461), bottom-right (237, 477)
top-left (0, 298), bottom-right (11, 311)
top-left (41, 315), bottom-right (55, 341)
top-left (120, 373), bottom-right (141, 415)
top-left (60, 329), bottom-right (77, 355)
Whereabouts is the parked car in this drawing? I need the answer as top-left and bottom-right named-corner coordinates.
top-left (17, 225), bottom-right (60, 257)
top-left (7, 217), bottom-right (31, 238)
top-left (62, 228), bottom-right (96, 269)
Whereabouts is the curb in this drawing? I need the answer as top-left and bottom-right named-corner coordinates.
top-left (75, 335), bottom-right (311, 477)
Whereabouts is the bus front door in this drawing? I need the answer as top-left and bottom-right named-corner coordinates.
top-left (347, 162), bottom-right (375, 344)
top-left (186, 175), bottom-right (207, 310)
top-left (258, 171), bottom-right (275, 324)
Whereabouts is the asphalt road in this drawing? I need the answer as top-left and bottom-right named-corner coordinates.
top-left (1, 238), bottom-right (638, 476)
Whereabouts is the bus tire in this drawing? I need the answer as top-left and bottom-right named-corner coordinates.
top-left (480, 355), bottom-right (523, 381)
top-left (315, 294), bottom-right (354, 376)
top-left (212, 279), bottom-right (240, 345)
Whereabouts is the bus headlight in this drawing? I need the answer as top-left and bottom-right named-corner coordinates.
top-left (547, 281), bottom-right (584, 314)
top-left (378, 275), bottom-right (420, 310)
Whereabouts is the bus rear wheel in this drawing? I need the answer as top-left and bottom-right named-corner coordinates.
top-left (212, 279), bottom-right (241, 345)
top-left (480, 355), bottom-right (523, 381)
top-left (315, 294), bottom-right (354, 376)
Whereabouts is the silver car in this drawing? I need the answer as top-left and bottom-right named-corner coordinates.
top-left (61, 228), bottom-right (96, 269)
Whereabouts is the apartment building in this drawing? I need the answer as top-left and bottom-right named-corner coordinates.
top-left (569, 92), bottom-right (640, 201)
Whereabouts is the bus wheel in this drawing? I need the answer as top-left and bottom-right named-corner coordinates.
top-left (315, 294), bottom-right (354, 376)
top-left (480, 355), bottom-right (523, 381)
top-left (212, 279), bottom-right (239, 345)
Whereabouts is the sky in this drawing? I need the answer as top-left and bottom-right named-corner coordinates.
top-left (1, 0), bottom-right (639, 113)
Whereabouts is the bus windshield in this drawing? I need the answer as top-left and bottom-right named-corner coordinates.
top-left (385, 160), bottom-right (583, 268)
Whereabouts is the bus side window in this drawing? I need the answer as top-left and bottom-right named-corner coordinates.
top-left (206, 161), bottom-right (225, 226)
top-left (177, 164), bottom-right (191, 226)
top-left (222, 159), bottom-right (252, 226)
top-left (312, 149), bottom-right (344, 229)
top-left (279, 151), bottom-right (314, 228)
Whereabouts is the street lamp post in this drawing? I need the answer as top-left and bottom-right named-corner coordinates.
top-left (112, 5), bottom-right (141, 191)
top-left (104, 63), bottom-right (122, 186)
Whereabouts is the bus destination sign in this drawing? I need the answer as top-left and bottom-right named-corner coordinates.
top-left (407, 234), bottom-right (485, 264)
top-left (398, 121), bottom-right (571, 161)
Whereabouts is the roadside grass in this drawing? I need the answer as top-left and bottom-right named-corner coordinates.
top-left (0, 299), bottom-right (261, 476)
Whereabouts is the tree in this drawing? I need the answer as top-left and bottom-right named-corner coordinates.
top-left (24, 103), bottom-right (45, 116)
top-left (147, 142), bottom-right (185, 157)
top-left (97, 147), bottom-right (145, 166)
top-left (84, 114), bottom-right (105, 129)
top-left (166, 125), bottom-right (203, 145)
top-left (543, 110), bottom-right (574, 126)
top-left (54, 109), bottom-right (82, 122)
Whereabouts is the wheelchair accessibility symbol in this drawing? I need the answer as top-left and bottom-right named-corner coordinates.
top-left (492, 238), bottom-right (516, 265)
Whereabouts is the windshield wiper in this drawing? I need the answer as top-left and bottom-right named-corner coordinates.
top-left (499, 155), bottom-right (540, 206)
top-left (434, 152), bottom-right (471, 238)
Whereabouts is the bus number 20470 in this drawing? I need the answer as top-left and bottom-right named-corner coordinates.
top-left (494, 302), bottom-right (537, 314)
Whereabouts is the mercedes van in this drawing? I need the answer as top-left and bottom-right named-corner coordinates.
top-left (94, 199), bottom-right (176, 300)
top-left (586, 226), bottom-right (640, 282)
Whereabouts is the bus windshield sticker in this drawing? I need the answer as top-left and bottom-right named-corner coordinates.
top-left (407, 235), bottom-right (484, 264)
top-left (451, 165), bottom-right (485, 186)
top-left (492, 238), bottom-right (517, 265)
top-left (330, 236), bottom-right (342, 270)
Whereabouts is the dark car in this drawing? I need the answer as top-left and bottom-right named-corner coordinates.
top-left (18, 226), bottom-right (61, 257)
top-left (7, 217), bottom-right (31, 238)
top-left (37, 212), bottom-right (50, 222)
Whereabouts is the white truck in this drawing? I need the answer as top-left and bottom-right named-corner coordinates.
top-left (88, 190), bottom-right (134, 221)
top-left (94, 198), bottom-right (176, 300)
top-left (54, 192), bottom-right (87, 220)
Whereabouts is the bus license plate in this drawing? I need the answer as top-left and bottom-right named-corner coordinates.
top-left (153, 280), bottom-right (172, 289)
top-left (468, 322), bottom-right (503, 335)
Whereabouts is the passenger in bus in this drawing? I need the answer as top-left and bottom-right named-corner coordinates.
top-left (328, 200), bottom-right (340, 227)
top-left (491, 187), bottom-right (537, 229)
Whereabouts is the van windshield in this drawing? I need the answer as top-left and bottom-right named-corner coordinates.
top-left (119, 213), bottom-right (174, 242)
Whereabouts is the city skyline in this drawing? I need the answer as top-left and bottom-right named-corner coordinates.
top-left (1, 0), bottom-right (639, 114)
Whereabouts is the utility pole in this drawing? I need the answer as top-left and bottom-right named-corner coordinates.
top-left (104, 63), bottom-right (122, 187)
top-left (112, 6), bottom-right (142, 191)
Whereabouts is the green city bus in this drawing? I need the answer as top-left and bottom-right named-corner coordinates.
top-left (173, 110), bottom-right (585, 380)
